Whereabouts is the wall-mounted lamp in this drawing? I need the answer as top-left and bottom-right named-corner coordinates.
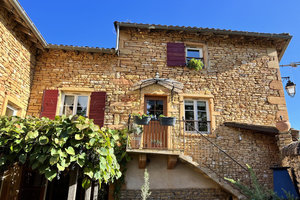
top-left (280, 62), bottom-right (300, 68)
top-left (282, 77), bottom-right (296, 97)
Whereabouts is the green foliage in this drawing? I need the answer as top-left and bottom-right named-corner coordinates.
top-left (225, 164), bottom-right (298, 200)
top-left (187, 58), bottom-right (204, 71)
top-left (131, 113), bottom-right (151, 119)
top-left (0, 115), bottom-right (122, 185)
top-left (112, 129), bottom-right (131, 200)
top-left (141, 168), bottom-right (151, 200)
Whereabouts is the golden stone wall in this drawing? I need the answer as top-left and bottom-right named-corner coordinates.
top-left (0, 7), bottom-right (36, 117)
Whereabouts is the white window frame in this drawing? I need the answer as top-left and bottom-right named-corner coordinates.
top-left (60, 93), bottom-right (90, 117)
top-left (6, 104), bottom-right (18, 116)
top-left (184, 99), bottom-right (210, 134)
top-left (185, 47), bottom-right (204, 63)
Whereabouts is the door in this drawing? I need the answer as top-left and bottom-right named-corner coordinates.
top-left (143, 96), bottom-right (168, 149)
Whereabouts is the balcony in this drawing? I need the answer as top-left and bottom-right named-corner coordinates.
top-left (126, 117), bottom-right (211, 154)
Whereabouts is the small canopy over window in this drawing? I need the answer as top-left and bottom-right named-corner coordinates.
top-left (132, 72), bottom-right (184, 93)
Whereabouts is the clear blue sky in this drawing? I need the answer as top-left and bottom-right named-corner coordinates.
top-left (19, 0), bottom-right (300, 129)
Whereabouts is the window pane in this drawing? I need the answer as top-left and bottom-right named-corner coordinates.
top-left (146, 100), bottom-right (155, 110)
top-left (197, 112), bottom-right (207, 121)
top-left (187, 49), bottom-right (200, 58)
top-left (185, 121), bottom-right (195, 131)
top-left (76, 96), bottom-right (88, 116)
top-left (156, 100), bottom-right (163, 110)
top-left (185, 111), bottom-right (194, 120)
top-left (197, 101), bottom-right (206, 111)
top-left (63, 95), bottom-right (74, 116)
top-left (198, 121), bottom-right (208, 132)
top-left (5, 107), bottom-right (15, 117)
top-left (184, 101), bottom-right (194, 110)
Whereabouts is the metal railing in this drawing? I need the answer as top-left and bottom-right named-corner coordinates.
top-left (127, 116), bottom-right (185, 152)
top-left (183, 121), bottom-right (250, 187)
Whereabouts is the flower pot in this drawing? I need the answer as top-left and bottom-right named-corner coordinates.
top-left (133, 116), bottom-right (151, 125)
top-left (159, 117), bottom-right (176, 126)
top-left (130, 134), bottom-right (141, 149)
top-left (276, 120), bottom-right (291, 133)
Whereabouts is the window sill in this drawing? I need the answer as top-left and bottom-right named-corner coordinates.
top-left (183, 131), bottom-right (216, 138)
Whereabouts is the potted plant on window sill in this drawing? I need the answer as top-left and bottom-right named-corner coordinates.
top-left (159, 115), bottom-right (176, 126)
top-left (132, 113), bottom-right (151, 125)
top-left (187, 58), bottom-right (204, 71)
top-left (128, 123), bottom-right (143, 149)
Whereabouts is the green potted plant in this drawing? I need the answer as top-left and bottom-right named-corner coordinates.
top-left (132, 113), bottom-right (151, 125)
top-left (128, 123), bottom-right (143, 149)
top-left (187, 58), bottom-right (204, 71)
top-left (158, 115), bottom-right (176, 126)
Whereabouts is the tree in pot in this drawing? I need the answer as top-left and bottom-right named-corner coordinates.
top-left (128, 123), bottom-right (143, 149)
top-left (158, 115), bottom-right (176, 126)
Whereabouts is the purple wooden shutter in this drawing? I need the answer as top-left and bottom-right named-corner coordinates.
top-left (40, 90), bottom-right (59, 119)
top-left (167, 42), bottom-right (186, 66)
top-left (89, 92), bottom-right (106, 127)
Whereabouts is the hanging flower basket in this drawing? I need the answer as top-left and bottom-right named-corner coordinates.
top-left (159, 116), bottom-right (176, 126)
top-left (133, 116), bottom-right (151, 125)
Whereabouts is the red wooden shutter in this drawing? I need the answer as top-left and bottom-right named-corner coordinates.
top-left (40, 90), bottom-right (59, 119)
top-left (167, 42), bottom-right (186, 66)
top-left (89, 92), bottom-right (106, 127)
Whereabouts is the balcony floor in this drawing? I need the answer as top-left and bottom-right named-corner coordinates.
top-left (126, 148), bottom-right (183, 156)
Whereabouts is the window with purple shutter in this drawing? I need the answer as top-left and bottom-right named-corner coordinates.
top-left (40, 90), bottom-right (59, 120)
top-left (89, 92), bottom-right (106, 127)
top-left (167, 42), bottom-right (186, 67)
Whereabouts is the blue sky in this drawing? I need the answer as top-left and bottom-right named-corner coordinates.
top-left (19, 0), bottom-right (300, 129)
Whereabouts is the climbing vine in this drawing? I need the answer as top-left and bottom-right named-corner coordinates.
top-left (0, 115), bottom-right (123, 189)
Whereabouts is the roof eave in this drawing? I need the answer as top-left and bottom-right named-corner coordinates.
top-left (46, 44), bottom-right (117, 54)
top-left (8, 0), bottom-right (48, 48)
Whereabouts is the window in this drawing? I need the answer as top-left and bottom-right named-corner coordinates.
top-left (186, 47), bottom-right (204, 63)
top-left (184, 100), bottom-right (210, 133)
top-left (61, 94), bottom-right (89, 116)
top-left (5, 104), bottom-right (18, 116)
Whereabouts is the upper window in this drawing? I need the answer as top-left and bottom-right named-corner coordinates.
top-left (5, 104), bottom-right (18, 117)
top-left (186, 47), bottom-right (203, 63)
top-left (61, 94), bottom-right (89, 116)
top-left (184, 100), bottom-right (210, 133)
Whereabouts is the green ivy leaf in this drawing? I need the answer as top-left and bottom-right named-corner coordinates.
top-left (56, 163), bottom-right (65, 171)
top-left (84, 167), bottom-right (94, 179)
top-left (65, 147), bottom-right (75, 155)
top-left (25, 131), bottom-right (39, 140)
top-left (82, 177), bottom-right (91, 189)
top-left (76, 124), bottom-right (89, 131)
top-left (45, 169), bottom-right (57, 181)
top-left (19, 153), bottom-right (27, 164)
top-left (38, 155), bottom-right (48, 163)
top-left (75, 133), bottom-right (84, 140)
top-left (94, 171), bottom-right (101, 180)
top-left (77, 159), bottom-right (85, 168)
top-left (39, 136), bottom-right (49, 145)
top-left (49, 155), bottom-right (59, 165)
top-left (89, 138), bottom-right (96, 146)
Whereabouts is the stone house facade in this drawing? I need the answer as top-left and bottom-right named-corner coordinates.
top-left (0, 0), bottom-right (299, 200)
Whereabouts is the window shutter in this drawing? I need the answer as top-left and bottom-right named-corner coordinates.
top-left (167, 42), bottom-right (186, 66)
top-left (89, 92), bottom-right (106, 127)
top-left (40, 90), bottom-right (59, 119)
